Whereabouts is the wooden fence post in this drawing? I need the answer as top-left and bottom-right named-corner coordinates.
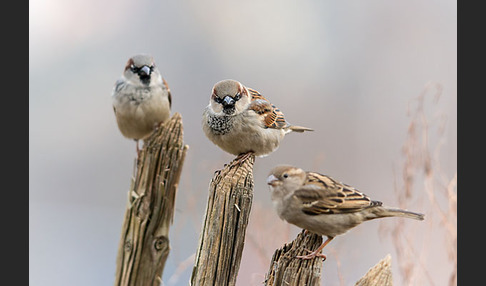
top-left (114, 113), bottom-right (188, 286)
top-left (265, 230), bottom-right (394, 286)
top-left (264, 230), bottom-right (324, 286)
top-left (355, 254), bottom-right (393, 286)
top-left (190, 156), bottom-right (255, 286)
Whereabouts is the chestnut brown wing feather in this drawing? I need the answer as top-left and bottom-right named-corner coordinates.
top-left (294, 172), bottom-right (380, 215)
top-left (247, 88), bottom-right (289, 129)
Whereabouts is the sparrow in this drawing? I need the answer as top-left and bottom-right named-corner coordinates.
top-left (202, 79), bottom-right (313, 161)
top-left (267, 165), bottom-right (425, 260)
top-left (112, 54), bottom-right (172, 155)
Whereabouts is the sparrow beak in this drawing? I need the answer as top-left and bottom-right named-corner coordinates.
top-left (139, 65), bottom-right (152, 77)
top-left (222, 96), bottom-right (235, 108)
top-left (266, 174), bottom-right (279, 186)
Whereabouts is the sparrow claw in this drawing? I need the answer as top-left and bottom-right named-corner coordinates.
top-left (296, 248), bottom-right (327, 260)
top-left (229, 152), bottom-right (254, 168)
top-left (153, 121), bottom-right (164, 132)
top-left (135, 139), bottom-right (141, 156)
top-left (134, 139), bottom-right (144, 166)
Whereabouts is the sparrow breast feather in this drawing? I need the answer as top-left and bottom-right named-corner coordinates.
top-left (112, 54), bottom-right (172, 155)
top-left (202, 79), bottom-right (313, 158)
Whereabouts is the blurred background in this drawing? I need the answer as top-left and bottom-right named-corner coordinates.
top-left (30, 0), bottom-right (457, 285)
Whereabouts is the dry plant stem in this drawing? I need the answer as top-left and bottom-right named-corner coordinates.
top-left (393, 85), bottom-right (456, 285)
top-left (354, 254), bottom-right (393, 286)
top-left (114, 113), bottom-right (188, 286)
top-left (264, 230), bottom-right (324, 286)
top-left (191, 155), bottom-right (255, 286)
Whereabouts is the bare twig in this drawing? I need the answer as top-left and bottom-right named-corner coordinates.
top-left (388, 83), bottom-right (456, 285)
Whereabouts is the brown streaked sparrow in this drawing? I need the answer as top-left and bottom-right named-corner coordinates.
top-left (202, 79), bottom-right (313, 160)
top-left (112, 54), bottom-right (172, 155)
top-left (267, 165), bottom-right (425, 260)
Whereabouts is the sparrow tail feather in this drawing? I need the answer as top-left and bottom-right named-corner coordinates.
top-left (289, 125), bottom-right (314, 133)
top-left (379, 207), bottom-right (425, 220)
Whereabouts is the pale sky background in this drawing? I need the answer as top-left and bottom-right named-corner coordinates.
top-left (30, 1), bottom-right (456, 285)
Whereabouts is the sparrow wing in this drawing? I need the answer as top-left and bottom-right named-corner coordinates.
top-left (113, 79), bottom-right (126, 94)
top-left (163, 78), bottom-right (172, 108)
top-left (293, 172), bottom-right (380, 215)
top-left (247, 88), bottom-right (290, 129)
top-left (247, 87), bottom-right (268, 101)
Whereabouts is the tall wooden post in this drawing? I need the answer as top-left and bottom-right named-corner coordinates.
top-left (114, 113), bottom-right (188, 286)
top-left (191, 156), bottom-right (255, 286)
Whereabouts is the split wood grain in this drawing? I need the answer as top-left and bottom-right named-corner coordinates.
top-left (191, 156), bottom-right (255, 286)
top-left (355, 254), bottom-right (393, 286)
top-left (264, 230), bottom-right (324, 286)
top-left (114, 113), bottom-right (188, 286)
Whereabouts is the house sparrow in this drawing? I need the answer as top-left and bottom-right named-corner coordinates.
top-left (202, 79), bottom-right (313, 160)
top-left (267, 165), bottom-right (425, 260)
top-left (112, 54), bottom-right (172, 155)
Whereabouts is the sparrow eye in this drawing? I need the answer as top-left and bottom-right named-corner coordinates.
top-left (282, 173), bottom-right (289, 179)
top-left (130, 65), bottom-right (139, 73)
top-left (214, 96), bottom-right (223, 104)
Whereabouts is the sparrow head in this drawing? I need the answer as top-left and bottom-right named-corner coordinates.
top-left (267, 165), bottom-right (307, 195)
top-left (210, 79), bottom-right (251, 115)
top-left (123, 54), bottom-right (161, 86)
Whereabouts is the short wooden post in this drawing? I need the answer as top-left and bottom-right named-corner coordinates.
top-left (190, 156), bottom-right (255, 286)
top-left (114, 113), bottom-right (188, 286)
top-left (264, 230), bottom-right (324, 286)
top-left (354, 254), bottom-right (393, 286)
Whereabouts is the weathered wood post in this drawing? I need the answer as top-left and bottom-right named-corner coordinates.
top-left (355, 254), bottom-right (393, 286)
top-left (264, 230), bottom-right (324, 286)
top-left (190, 155), bottom-right (255, 286)
top-left (114, 113), bottom-right (188, 286)
top-left (265, 230), bottom-right (393, 286)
